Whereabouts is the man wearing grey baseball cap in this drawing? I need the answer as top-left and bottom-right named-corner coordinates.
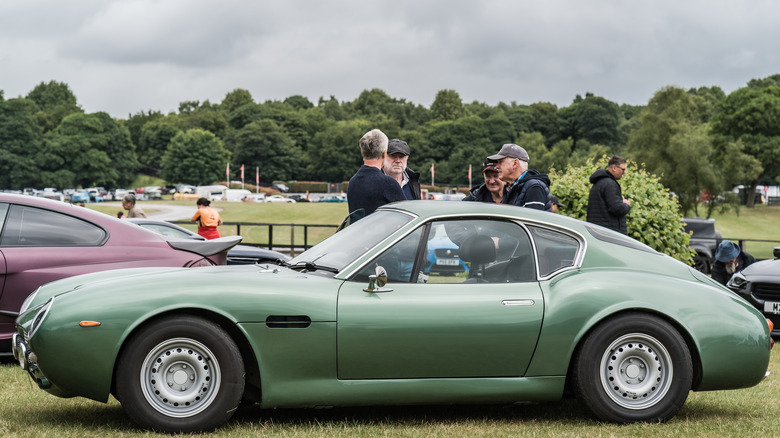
top-left (488, 143), bottom-right (552, 211)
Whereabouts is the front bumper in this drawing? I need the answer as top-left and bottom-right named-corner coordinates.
top-left (11, 331), bottom-right (51, 389)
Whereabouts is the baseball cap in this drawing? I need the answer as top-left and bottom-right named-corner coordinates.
top-left (551, 195), bottom-right (566, 208)
top-left (488, 143), bottom-right (529, 162)
top-left (482, 159), bottom-right (499, 173)
top-left (387, 139), bottom-right (410, 156)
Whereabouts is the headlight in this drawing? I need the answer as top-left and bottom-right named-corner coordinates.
top-left (28, 298), bottom-right (53, 338)
top-left (19, 287), bottom-right (42, 314)
top-left (728, 272), bottom-right (747, 289)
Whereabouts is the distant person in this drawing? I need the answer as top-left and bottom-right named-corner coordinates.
top-left (463, 159), bottom-right (505, 203)
top-left (383, 139), bottom-right (421, 200)
top-left (550, 195), bottom-right (565, 213)
top-left (711, 240), bottom-right (755, 286)
top-left (192, 197), bottom-right (222, 239)
top-left (117, 211), bottom-right (125, 219)
top-left (489, 143), bottom-right (552, 210)
top-left (122, 194), bottom-right (147, 218)
top-left (586, 156), bottom-right (630, 234)
top-left (346, 129), bottom-right (406, 220)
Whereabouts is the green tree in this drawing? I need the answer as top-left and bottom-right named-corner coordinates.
top-left (559, 93), bottom-right (620, 150)
top-left (221, 89), bottom-right (254, 113)
top-left (138, 117), bottom-right (181, 173)
top-left (306, 119), bottom-right (372, 182)
top-left (161, 129), bottom-right (230, 185)
top-left (628, 86), bottom-right (721, 216)
top-left (124, 110), bottom-right (163, 151)
top-left (26, 81), bottom-right (82, 132)
top-left (529, 102), bottom-right (560, 146)
top-left (41, 112), bottom-right (137, 188)
top-left (0, 98), bottom-right (44, 188)
top-left (550, 159), bottom-right (695, 264)
top-left (711, 83), bottom-right (780, 207)
top-left (231, 119), bottom-right (301, 182)
top-left (283, 95), bottom-right (314, 111)
top-left (430, 89), bottom-right (465, 121)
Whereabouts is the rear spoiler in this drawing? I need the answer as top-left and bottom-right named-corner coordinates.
top-left (167, 235), bottom-right (242, 257)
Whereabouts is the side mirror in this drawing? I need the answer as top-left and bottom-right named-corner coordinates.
top-left (364, 265), bottom-right (393, 293)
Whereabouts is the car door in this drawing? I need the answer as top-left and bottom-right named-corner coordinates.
top-left (337, 219), bottom-right (545, 379)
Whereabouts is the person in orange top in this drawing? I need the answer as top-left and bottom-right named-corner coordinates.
top-left (192, 197), bottom-right (222, 239)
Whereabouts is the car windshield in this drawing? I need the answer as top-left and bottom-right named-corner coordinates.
top-left (289, 210), bottom-right (414, 271)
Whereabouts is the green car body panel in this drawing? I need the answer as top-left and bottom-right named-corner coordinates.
top-left (14, 201), bottom-right (771, 417)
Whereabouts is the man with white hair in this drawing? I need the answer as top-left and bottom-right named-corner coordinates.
top-left (346, 129), bottom-right (406, 219)
top-left (489, 143), bottom-right (552, 211)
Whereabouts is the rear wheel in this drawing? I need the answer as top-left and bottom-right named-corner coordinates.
top-left (116, 315), bottom-right (245, 433)
top-left (572, 313), bottom-right (692, 423)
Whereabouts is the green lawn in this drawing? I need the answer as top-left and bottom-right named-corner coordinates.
top-left (708, 204), bottom-right (780, 258)
top-left (1, 351), bottom-right (778, 437)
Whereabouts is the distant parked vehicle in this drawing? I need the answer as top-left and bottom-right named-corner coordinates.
top-left (683, 217), bottom-right (722, 274)
top-left (126, 218), bottom-right (291, 266)
top-left (317, 194), bottom-right (347, 203)
top-left (264, 195), bottom-right (295, 203)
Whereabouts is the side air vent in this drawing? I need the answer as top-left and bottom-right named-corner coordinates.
top-left (265, 315), bottom-right (312, 328)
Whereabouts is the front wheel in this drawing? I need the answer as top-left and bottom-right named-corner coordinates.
top-left (572, 312), bottom-right (692, 423)
top-left (115, 315), bottom-right (245, 433)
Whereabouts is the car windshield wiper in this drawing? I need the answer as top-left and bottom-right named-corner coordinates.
top-left (285, 261), bottom-right (340, 274)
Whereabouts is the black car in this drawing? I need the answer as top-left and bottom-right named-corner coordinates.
top-left (727, 246), bottom-right (780, 337)
top-left (684, 217), bottom-right (722, 274)
top-left (126, 219), bottom-right (291, 265)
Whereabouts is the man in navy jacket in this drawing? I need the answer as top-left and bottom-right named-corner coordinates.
top-left (347, 129), bottom-right (406, 220)
top-left (586, 156), bottom-right (631, 234)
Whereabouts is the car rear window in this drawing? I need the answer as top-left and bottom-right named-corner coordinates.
top-left (1, 205), bottom-right (107, 246)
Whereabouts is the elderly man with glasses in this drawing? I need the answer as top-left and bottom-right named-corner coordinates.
top-left (489, 143), bottom-right (552, 210)
top-left (586, 155), bottom-right (631, 234)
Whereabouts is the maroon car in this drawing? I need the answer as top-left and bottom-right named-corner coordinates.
top-left (0, 193), bottom-right (240, 357)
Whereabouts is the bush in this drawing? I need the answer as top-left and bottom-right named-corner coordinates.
top-left (550, 158), bottom-right (695, 264)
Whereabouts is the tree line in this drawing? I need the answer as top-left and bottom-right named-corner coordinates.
top-left (2, 75), bottom-right (780, 216)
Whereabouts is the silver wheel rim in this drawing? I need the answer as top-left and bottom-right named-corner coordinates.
top-left (599, 333), bottom-right (673, 410)
top-left (140, 337), bottom-right (221, 418)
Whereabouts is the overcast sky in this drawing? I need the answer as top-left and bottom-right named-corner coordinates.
top-left (2, 0), bottom-right (779, 118)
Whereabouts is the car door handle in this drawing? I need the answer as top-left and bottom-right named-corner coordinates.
top-left (501, 300), bottom-right (535, 306)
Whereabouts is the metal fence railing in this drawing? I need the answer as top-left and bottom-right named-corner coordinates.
top-left (173, 221), bottom-right (339, 256)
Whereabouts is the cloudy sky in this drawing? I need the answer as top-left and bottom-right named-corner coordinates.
top-left (2, 0), bottom-right (779, 118)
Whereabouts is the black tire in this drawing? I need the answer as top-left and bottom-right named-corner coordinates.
top-left (115, 315), bottom-right (245, 433)
top-left (571, 312), bottom-right (692, 423)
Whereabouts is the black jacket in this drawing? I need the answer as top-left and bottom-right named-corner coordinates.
top-left (502, 170), bottom-right (552, 211)
top-left (463, 183), bottom-right (497, 203)
top-left (347, 165), bottom-right (406, 218)
top-left (711, 251), bottom-right (756, 286)
top-left (405, 167), bottom-right (422, 200)
top-left (586, 168), bottom-right (630, 234)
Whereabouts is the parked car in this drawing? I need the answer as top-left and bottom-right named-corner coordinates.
top-left (0, 193), bottom-right (240, 358)
top-left (125, 218), bottom-right (291, 265)
top-left (727, 246), bottom-right (780, 337)
top-left (423, 222), bottom-right (469, 275)
top-left (288, 194), bottom-right (309, 203)
top-left (264, 194), bottom-right (295, 203)
top-left (12, 202), bottom-right (773, 432)
top-left (683, 217), bottom-right (722, 274)
top-left (316, 194), bottom-right (347, 203)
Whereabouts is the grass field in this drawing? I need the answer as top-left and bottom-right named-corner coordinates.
top-left (1, 351), bottom-right (777, 437)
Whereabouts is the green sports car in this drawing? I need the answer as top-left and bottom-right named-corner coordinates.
top-left (12, 201), bottom-right (773, 432)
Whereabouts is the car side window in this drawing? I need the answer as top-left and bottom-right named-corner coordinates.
top-left (527, 225), bottom-right (579, 277)
top-left (353, 219), bottom-right (535, 285)
top-left (0, 205), bottom-right (107, 247)
top-left (353, 227), bottom-right (424, 283)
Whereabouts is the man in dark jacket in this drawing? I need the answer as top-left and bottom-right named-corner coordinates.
top-left (347, 129), bottom-right (406, 219)
top-left (711, 240), bottom-right (755, 285)
top-left (463, 159), bottom-right (504, 203)
top-left (489, 143), bottom-right (552, 210)
top-left (586, 156), bottom-right (631, 234)
top-left (383, 139), bottom-right (421, 200)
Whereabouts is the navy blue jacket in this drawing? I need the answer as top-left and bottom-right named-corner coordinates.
top-left (347, 165), bottom-right (406, 218)
top-left (502, 170), bottom-right (552, 211)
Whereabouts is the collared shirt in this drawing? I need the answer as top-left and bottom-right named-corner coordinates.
top-left (504, 171), bottom-right (528, 197)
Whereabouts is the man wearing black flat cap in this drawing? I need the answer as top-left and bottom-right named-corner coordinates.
top-left (383, 139), bottom-right (421, 200)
